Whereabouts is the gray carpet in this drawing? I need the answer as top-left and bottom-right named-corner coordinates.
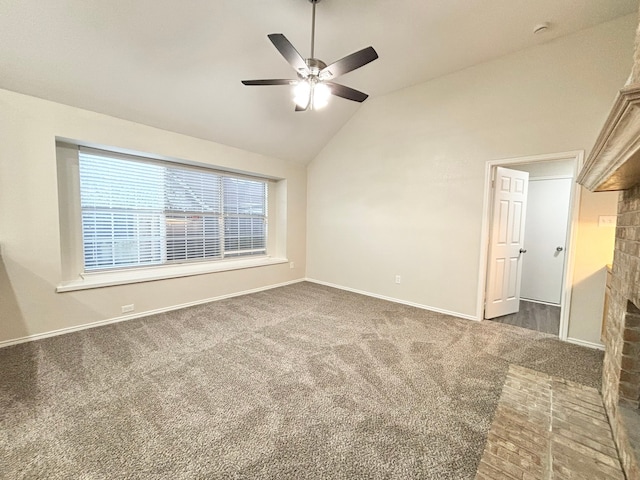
top-left (0, 282), bottom-right (603, 479)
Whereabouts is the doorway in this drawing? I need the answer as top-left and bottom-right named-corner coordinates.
top-left (477, 151), bottom-right (583, 340)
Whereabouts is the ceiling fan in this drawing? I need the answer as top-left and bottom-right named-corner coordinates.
top-left (242, 0), bottom-right (378, 111)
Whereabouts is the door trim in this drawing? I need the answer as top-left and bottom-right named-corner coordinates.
top-left (476, 150), bottom-right (584, 341)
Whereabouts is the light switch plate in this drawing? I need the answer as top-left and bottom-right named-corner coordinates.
top-left (598, 215), bottom-right (617, 227)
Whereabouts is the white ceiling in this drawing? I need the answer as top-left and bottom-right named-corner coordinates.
top-left (0, 0), bottom-right (636, 164)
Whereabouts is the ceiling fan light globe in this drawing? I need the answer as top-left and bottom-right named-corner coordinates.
top-left (293, 81), bottom-right (311, 107)
top-left (312, 82), bottom-right (331, 109)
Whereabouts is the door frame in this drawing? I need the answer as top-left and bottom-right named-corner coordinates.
top-left (476, 150), bottom-right (584, 341)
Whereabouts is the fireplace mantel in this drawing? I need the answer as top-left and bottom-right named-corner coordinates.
top-left (578, 83), bottom-right (640, 191)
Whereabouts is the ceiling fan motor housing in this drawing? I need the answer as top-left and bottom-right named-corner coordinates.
top-left (304, 58), bottom-right (327, 77)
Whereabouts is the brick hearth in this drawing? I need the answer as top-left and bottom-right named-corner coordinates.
top-left (476, 365), bottom-right (624, 480)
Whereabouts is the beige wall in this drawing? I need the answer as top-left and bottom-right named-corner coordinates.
top-left (0, 88), bottom-right (307, 344)
top-left (306, 15), bottom-right (635, 344)
top-left (568, 189), bottom-right (618, 343)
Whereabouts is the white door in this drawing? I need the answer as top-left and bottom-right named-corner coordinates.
top-left (520, 177), bottom-right (572, 305)
top-left (485, 167), bottom-right (529, 319)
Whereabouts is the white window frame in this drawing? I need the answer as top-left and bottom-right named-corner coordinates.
top-left (56, 142), bottom-right (287, 292)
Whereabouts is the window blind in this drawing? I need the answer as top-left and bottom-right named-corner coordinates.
top-left (78, 149), bottom-right (267, 271)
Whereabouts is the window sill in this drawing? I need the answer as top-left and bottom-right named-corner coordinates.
top-left (56, 256), bottom-right (288, 293)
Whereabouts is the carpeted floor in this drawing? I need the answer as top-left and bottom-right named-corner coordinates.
top-left (0, 282), bottom-right (603, 479)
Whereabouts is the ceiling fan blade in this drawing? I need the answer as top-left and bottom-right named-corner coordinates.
top-left (319, 46), bottom-right (378, 80)
top-left (242, 79), bottom-right (296, 86)
top-left (268, 34), bottom-right (309, 75)
top-left (326, 82), bottom-right (369, 103)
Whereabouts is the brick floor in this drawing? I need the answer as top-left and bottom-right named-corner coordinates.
top-left (476, 365), bottom-right (625, 480)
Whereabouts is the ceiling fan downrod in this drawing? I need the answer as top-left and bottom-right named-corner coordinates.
top-left (310, 0), bottom-right (320, 59)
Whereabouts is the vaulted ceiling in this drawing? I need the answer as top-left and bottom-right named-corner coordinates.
top-left (0, 0), bottom-right (636, 163)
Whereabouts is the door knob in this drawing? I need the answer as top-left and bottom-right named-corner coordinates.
top-left (556, 246), bottom-right (564, 252)
top-left (519, 248), bottom-right (527, 254)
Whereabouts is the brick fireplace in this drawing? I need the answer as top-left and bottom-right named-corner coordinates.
top-left (606, 182), bottom-right (640, 407)
top-left (603, 184), bottom-right (640, 479)
top-left (579, 52), bottom-right (640, 480)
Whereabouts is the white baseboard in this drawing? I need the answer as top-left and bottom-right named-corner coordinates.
top-left (305, 278), bottom-right (479, 322)
top-left (520, 298), bottom-right (561, 307)
top-left (0, 278), bottom-right (305, 349)
top-left (5, 277), bottom-right (597, 351)
top-left (566, 337), bottom-right (605, 350)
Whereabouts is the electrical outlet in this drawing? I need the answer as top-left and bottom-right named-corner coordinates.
top-left (395, 275), bottom-right (401, 284)
top-left (290, 262), bottom-right (295, 269)
top-left (121, 304), bottom-right (134, 313)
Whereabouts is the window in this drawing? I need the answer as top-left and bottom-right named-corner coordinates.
top-left (78, 149), bottom-right (267, 272)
